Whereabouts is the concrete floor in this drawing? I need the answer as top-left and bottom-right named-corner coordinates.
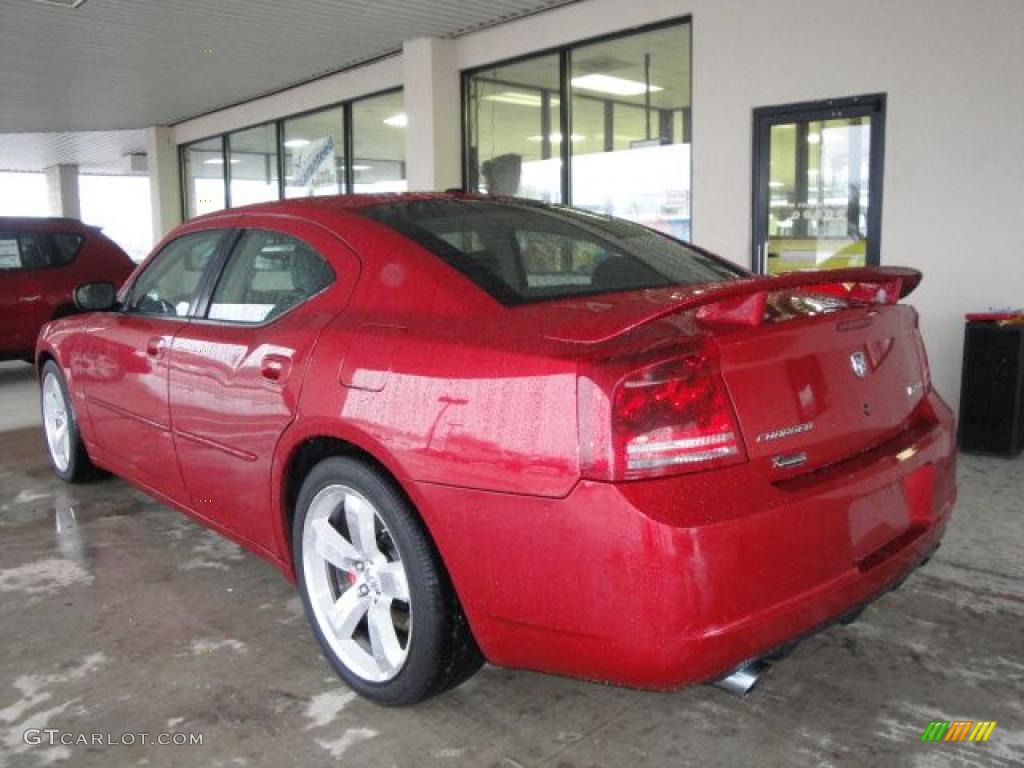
top-left (0, 358), bottom-right (1022, 768)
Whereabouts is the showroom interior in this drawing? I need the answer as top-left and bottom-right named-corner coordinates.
top-left (1, 0), bottom-right (1022, 765)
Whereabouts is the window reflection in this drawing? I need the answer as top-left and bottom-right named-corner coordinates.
top-left (569, 24), bottom-right (692, 240)
top-left (183, 137), bottom-right (226, 218)
top-left (180, 89), bottom-right (406, 218)
top-left (284, 107), bottom-right (345, 198)
top-left (466, 54), bottom-right (563, 203)
top-left (464, 23), bottom-right (692, 238)
top-left (227, 124), bottom-right (279, 207)
top-left (352, 91), bottom-right (407, 193)
top-left (767, 117), bottom-right (871, 274)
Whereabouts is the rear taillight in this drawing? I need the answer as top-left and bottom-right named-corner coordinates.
top-left (579, 349), bottom-right (747, 482)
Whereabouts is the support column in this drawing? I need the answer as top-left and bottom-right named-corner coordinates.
top-left (145, 125), bottom-right (182, 242)
top-left (402, 37), bottom-right (461, 192)
top-left (44, 164), bottom-right (80, 219)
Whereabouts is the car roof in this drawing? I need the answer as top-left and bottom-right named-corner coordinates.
top-left (0, 216), bottom-right (94, 230)
top-left (187, 191), bottom-right (546, 226)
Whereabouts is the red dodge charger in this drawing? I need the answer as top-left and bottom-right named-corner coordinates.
top-left (36, 194), bottom-right (956, 705)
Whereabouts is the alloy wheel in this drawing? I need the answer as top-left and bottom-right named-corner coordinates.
top-left (42, 372), bottom-right (71, 473)
top-left (301, 484), bottom-right (412, 682)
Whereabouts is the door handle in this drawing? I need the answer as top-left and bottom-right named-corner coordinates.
top-left (260, 354), bottom-right (292, 382)
top-left (145, 337), bottom-right (166, 358)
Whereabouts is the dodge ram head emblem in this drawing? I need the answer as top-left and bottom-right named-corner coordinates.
top-left (850, 350), bottom-right (868, 378)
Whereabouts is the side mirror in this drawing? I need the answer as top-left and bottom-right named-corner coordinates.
top-left (73, 282), bottom-right (117, 312)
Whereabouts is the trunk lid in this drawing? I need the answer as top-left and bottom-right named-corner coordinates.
top-left (550, 266), bottom-right (929, 479)
top-left (712, 304), bottom-right (928, 474)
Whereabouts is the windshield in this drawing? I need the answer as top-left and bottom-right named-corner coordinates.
top-left (361, 198), bottom-right (747, 305)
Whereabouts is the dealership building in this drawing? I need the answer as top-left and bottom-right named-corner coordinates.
top-left (1, 1), bottom-right (1020, 402)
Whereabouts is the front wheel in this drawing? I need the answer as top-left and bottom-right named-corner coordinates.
top-left (293, 457), bottom-right (482, 705)
top-left (40, 360), bottom-right (100, 483)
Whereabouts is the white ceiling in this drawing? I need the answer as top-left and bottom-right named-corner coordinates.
top-left (0, 129), bottom-right (147, 173)
top-left (0, 0), bottom-right (576, 170)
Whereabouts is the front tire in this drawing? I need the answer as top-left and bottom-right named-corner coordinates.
top-left (40, 360), bottom-right (100, 483)
top-left (293, 457), bottom-right (482, 705)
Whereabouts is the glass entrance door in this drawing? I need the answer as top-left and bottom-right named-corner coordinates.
top-left (752, 95), bottom-right (886, 275)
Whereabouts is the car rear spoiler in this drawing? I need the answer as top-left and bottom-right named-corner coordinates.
top-left (616, 266), bottom-right (922, 338)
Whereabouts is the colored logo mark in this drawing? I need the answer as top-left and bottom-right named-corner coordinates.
top-left (921, 721), bottom-right (997, 742)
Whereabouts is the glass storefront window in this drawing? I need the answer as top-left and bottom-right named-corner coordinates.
top-left (463, 22), bottom-right (692, 237)
top-left (465, 55), bottom-right (563, 202)
top-left (283, 107), bottom-right (345, 198)
top-left (352, 90), bottom-right (407, 193)
top-left (764, 116), bottom-right (872, 274)
top-left (227, 124), bottom-right (279, 207)
top-left (183, 137), bottom-right (226, 218)
top-left (569, 24), bottom-right (692, 240)
top-left (180, 89), bottom-right (406, 218)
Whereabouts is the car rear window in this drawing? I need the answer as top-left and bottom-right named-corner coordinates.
top-left (361, 198), bottom-right (746, 305)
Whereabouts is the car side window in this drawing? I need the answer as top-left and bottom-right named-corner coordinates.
top-left (207, 230), bottom-right (334, 324)
top-left (125, 230), bottom-right (222, 317)
top-left (0, 232), bottom-right (62, 271)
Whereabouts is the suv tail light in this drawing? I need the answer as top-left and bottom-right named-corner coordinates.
top-left (910, 309), bottom-right (932, 392)
top-left (579, 349), bottom-right (747, 482)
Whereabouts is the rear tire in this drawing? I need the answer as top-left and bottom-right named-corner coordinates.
top-left (40, 360), bottom-right (100, 483)
top-left (293, 457), bottom-right (482, 705)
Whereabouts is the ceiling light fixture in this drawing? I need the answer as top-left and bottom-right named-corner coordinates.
top-left (352, 164), bottom-right (372, 171)
top-left (483, 91), bottom-right (543, 108)
top-left (31, 0), bottom-right (90, 8)
top-left (527, 133), bottom-right (584, 144)
top-left (570, 74), bottom-right (663, 96)
top-left (203, 157), bottom-right (239, 165)
top-left (283, 138), bottom-right (310, 148)
top-left (383, 113), bottom-right (407, 127)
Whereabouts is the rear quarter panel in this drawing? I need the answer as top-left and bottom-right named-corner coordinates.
top-left (291, 214), bottom-right (583, 494)
top-left (274, 216), bottom-right (584, 566)
top-left (300, 318), bottom-right (581, 496)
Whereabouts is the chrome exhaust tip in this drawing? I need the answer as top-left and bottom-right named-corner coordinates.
top-left (713, 659), bottom-right (768, 696)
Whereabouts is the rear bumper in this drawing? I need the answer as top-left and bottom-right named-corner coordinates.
top-left (412, 391), bottom-right (957, 689)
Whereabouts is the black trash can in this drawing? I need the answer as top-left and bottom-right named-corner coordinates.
top-left (958, 317), bottom-right (1024, 457)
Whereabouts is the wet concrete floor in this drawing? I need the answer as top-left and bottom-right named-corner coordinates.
top-left (1, 361), bottom-right (1021, 767)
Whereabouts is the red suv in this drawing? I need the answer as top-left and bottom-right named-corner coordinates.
top-left (36, 195), bottom-right (956, 705)
top-left (0, 217), bottom-right (135, 361)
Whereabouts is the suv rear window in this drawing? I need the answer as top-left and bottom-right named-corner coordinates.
top-left (0, 231), bottom-right (83, 270)
top-left (362, 198), bottom-right (745, 305)
top-left (51, 232), bottom-right (84, 265)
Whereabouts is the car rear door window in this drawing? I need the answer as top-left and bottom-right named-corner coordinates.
top-left (125, 230), bottom-right (223, 317)
top-left (363, 199), bottom-right (745, 305)
top-left (206, 230), bottom-right (334, 324)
